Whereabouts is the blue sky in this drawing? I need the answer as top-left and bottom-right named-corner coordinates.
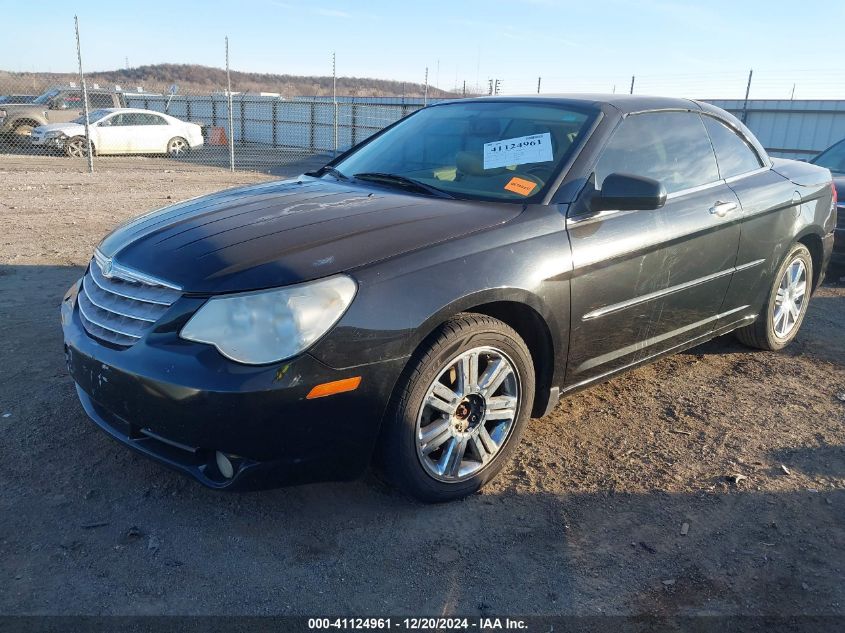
top-left (3, 0), bottom-right (844, 98)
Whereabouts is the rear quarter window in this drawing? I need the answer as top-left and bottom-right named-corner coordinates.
top-left (702, 115), bottom-right (763, 179)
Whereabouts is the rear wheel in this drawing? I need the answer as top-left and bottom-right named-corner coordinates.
top-left (379, 313), bottom-right (535, 502)
top-left (167, 137), bottom-right (189, 157)
top-left (65, 136), bottom-right (91, 158)
top-left (735, 243), bottom-right (813, 350)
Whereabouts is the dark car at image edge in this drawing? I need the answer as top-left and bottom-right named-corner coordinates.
top-left (61, 94), bottom-right (836, 502)
top-left (809, 137), bottom-right (845, 265)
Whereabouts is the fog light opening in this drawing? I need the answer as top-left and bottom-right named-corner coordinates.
top-left (215, 451), bottom-right (234, 479)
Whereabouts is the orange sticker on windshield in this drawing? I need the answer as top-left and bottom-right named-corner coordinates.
top-left (504, 177), bottom-right (537, 196)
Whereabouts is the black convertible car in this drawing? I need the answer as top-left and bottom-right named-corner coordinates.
top-left (61, 95), bottom-right (836, 502)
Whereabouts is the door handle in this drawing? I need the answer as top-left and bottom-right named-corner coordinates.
top-left (709, 201), bottom-right (738, 217)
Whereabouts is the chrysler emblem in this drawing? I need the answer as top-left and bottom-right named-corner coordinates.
top-left (101, 258), bottom-right (114, 278)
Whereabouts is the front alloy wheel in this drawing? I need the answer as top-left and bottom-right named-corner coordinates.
top-left (380, 313), bottom-right (535, 502)
top-left (65, 137), bottom-right (90, 158)
top-left (416, 346), bottom-right (519, 482)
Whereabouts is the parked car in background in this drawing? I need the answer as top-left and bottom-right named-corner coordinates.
top-left (0, 94), bottom-right (37, 105)
top-left (0, 86), bottom-right (129, 143)
top-left (61, 95), bottom-right (835, 502)
top-left (810, 138), bottom-right (845, 264)
top-left (31, 108), bottom-right (203, 157)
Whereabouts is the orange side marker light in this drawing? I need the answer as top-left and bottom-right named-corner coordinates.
top-left (306, 376), bottom-right (362, 399)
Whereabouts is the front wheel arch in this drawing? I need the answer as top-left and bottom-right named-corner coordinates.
top-left (402, 292), bottom-right (559, 419)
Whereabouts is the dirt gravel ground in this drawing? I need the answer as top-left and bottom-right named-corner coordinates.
top-left (1, 156), bottom-right (843, 617)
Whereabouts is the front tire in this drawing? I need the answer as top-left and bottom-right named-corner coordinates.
top-left (379, 313), bottom-right (535, 502)
top-left (65, 136), bottom-right (91, 158)
top-left (735, 243), bottom-right (813, 350)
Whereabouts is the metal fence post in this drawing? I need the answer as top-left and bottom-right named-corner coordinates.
top-left (424, 67), bottom-right (429, 106)
top-left (272, 99), bottom-right (278, 148)
top-left (309, 102), bottom-right (316, 152)
top-left (351, 103), bottom-right (358, 147)
top-left (332, 52), bottom-right (338, 156)
top-left (74, 16), bottom-right (94, 173)
top-left (225, 36), bottom-right (235, 172)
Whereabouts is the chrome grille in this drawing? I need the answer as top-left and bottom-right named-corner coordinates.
top-left (78, 253), bottom-right (182, 347)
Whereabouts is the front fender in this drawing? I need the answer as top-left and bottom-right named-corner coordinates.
top-left (309, 206), bottom-right (572, 389)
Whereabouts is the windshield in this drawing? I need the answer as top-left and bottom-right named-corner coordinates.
top-left (333, 101), bottom-right (597, 202)
top-left (71, 109), bottom-right (111, 124)
top-left (812, 139), bottom-right (845, 174)
top-left (33, 89), bottom-right (61, 105)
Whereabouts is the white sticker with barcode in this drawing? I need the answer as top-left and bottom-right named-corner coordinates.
top-left (483, 133), bottom-right (553, 170)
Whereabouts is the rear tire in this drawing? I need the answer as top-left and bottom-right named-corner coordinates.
top-left (735, 243), bottom-right (813, 351)
top-left (379, 313), bottom-right (535, 503)
top-left (167, 137), bottom-right (189, 157)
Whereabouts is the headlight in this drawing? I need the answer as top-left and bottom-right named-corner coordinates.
top-left (180, 275), bottom-right (357, 365)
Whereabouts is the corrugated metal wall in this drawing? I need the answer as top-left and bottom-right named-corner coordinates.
top-left (707, 99), bottom-right (845, 160)
top-left (124, 94), bottom-right (845, 160)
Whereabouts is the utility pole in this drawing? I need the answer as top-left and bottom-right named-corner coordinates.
top-left (74, 15), bottom-right (93, 173)
top-left (332, 51), bottom-right (338, 154)
top-left (462, 80), bottom-right (466, 97)
top-left (537, 77), bottom-right (541, 94)
top-left (790, 83), bottom-right (796, 100)
top-left (629, 75), bottom-right (635, 94)
top-left (741, 69), bottom-right (753, 123)
top-left (424, 67), bottom-right (429, 105)
top-left (225, 36), bottom-right (234, 172)
top-left (494, 79), bottom-right (501, 95)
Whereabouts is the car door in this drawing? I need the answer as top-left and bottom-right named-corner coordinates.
top-left (93, 113), bottom-right (128, 154)
top-left (142, 113), bottom-right (172, 152)
top-left (698, 114), bottom-right (798, 331)
top-left (46, 91), bottom-right (84, 123)
top-left (564, 110), bottom-right (742, 388)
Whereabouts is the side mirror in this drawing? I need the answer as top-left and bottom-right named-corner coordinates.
top-left (50, 99), bottom-right (67, 110)
top-left (592, 173), bottom-right (667, 212)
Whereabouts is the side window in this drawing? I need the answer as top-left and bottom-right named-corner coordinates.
top-left (88, 93), bottom-right (114, 108)
top-left (143, 114), bottom-right (168, 125)
top-left (60, 92), bottom-right (83, 109)
top-left (121, 113), bottom-right (145, 126)
top-left (596, 111), bottom-right (719, 194)
top-left (702, 116), bottom-right (763, 179)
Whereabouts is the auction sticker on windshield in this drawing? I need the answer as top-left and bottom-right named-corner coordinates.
top-left (483, 132), bottom-right (553, 169)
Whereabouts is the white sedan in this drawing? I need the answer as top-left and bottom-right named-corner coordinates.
top-left (30, 108), bottom-right (204, 157)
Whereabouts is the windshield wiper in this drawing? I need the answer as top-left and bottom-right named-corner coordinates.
top-left (353, 172), bottom-right (455, 199)
top-left (306, 166), bottom-right (350, 181)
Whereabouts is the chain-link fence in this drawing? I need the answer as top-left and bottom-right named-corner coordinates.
top-left (3, 17), bottom-right (845, 174)
top-left (0, 78), bottom-right (437, 172)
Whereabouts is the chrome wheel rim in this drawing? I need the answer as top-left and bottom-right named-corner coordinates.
top-left (67, 139), bottom-right (86, 158)
top-left (773, 257), bottom-right (807, 339)
top-left (415, 346), bottom-right (520, 483)
top-left (169, 139), bottom-right (187, 155)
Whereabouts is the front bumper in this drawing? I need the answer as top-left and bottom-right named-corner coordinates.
top-left (61, 279), bottom-right (406, 489)
top-left (30, 134), bottom-right (66, 149)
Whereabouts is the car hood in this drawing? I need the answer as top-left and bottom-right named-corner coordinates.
top-left (98, 178), bottom-right (522, 293)
top-left (34, 122), bottom-right (84, 135)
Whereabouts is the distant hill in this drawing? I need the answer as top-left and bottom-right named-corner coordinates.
top-left (0, 63), bottom-right (470, 98)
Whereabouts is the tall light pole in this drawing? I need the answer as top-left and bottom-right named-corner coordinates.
top-left (74, 16), bottom-right (93, 173)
